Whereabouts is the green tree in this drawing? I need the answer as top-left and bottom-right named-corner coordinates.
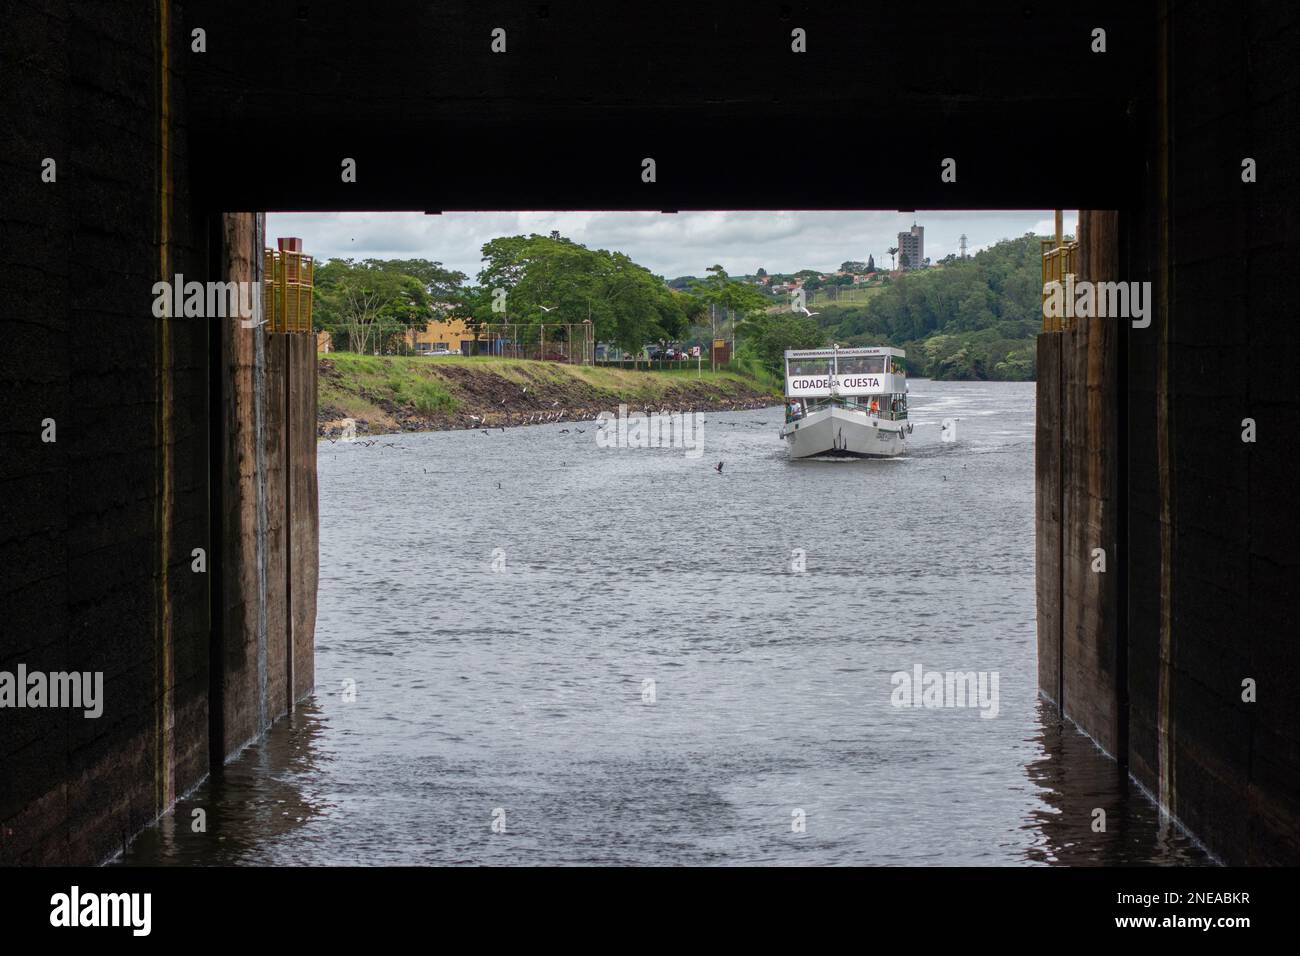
top-left (314, 258), bottom-right (435, 354)
top-left (737, 312), bottom-right (825, 375)
top-left (471, 233), bottom-right (692, 353)
top-left (690, 264), bottom-right (770, 317)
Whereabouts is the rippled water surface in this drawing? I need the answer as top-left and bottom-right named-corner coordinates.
top-left (121, 380), bottom-right (1212, 865)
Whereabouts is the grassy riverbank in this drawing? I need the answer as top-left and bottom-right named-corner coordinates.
top-left (317, 353), bottom-right (780, 437)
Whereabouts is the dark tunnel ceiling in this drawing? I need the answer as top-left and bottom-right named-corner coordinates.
top-left (184, 2), bottom-right (1152, 211)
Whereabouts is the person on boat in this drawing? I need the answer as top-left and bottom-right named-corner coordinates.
top-left (869, 398), bottom-right (879, 416)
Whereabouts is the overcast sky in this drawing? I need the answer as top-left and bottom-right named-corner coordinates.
top-left (266, 210), bottom-right (1078, 281)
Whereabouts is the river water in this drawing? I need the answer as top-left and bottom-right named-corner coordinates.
top-left (121, 380), bottom-right (1212, 866)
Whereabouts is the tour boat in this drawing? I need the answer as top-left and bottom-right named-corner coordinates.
top-left (778, 346), bottom-right (912, 459)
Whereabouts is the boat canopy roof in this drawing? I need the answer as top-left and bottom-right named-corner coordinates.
top-left (784, 346), bottom-right (905, 359)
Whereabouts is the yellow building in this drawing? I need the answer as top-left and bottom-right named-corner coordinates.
top-left (406, 316), bottom-right (475, 354)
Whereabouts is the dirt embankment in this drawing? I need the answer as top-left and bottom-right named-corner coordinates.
top-left (317, 356), bottom-right (778, 438)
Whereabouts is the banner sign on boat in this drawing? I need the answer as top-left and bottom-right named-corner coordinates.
top-left (786, 373), bottom-right (900, 397)
top-left (784, 347), bottom-right (901, 359)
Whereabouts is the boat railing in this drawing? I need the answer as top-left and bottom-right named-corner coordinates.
top-left (785, 399), bottom-right (908, 422)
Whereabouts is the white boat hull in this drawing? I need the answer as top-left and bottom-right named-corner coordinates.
top-left (779, 405), bottom-right (907, 459)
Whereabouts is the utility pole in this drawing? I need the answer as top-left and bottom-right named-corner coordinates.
top-left (711, 301), bottom-right (716, 374)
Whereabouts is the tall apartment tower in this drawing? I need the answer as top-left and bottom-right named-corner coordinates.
top-left (897, 222), bottom-right (924, 270)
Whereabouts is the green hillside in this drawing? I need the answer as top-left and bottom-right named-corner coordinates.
top-left (806, 234), bottom-right (1052, 380)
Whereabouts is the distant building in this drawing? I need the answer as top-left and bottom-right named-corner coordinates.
top-left (897, 223), bottom-right (924, 271)
top-left (406, 316), bottom-right (476, 354)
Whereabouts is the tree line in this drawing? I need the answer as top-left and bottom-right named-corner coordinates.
top-left (312, 233), bottom-right (798, 360)
top-left (800, 233), bottom-right (1051, 380)
top-left (312, 230), bottom-right (1051, 381)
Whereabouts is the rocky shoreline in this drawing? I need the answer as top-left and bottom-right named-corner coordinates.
top-left (317, 356), bottom-right (778, 439)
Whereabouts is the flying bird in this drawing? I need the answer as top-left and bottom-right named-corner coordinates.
top-left (539, 305), bottom-right (556, 312)
top-left (714, 461), bottom-right (724, 473)
top-left (797, 305), bottom-right (821, 317)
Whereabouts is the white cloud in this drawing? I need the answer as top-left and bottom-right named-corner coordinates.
top-left (266, 209), bottom-right (1079, 280)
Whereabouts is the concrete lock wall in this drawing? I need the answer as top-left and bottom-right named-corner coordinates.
top-left (0, 4), bottom-right (318, 864)
top-left (215, 214), bottom-right (319, 765)
top-left (0, 1), bottom-right (207, 865)
top-left (1037, 0), bottom-right (1300, 865)
top-left (1035, 216), bottom-right (1123, 756)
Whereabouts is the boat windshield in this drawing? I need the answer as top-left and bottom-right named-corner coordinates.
top-left (787, 356), bottom-right (832, 377)
top-left (837, 354), bottom-right (886, 374)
